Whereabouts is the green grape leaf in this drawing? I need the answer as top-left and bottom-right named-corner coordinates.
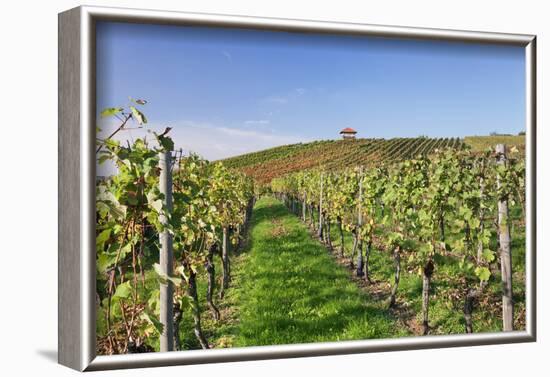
top-left (147, 191), bottom-right (163, 213)
top-left (156, 135), bottom-right (174, 152)
top-left (130, 106), bottom-right (147, 125)
top-left (153, 263), bottom-right (182, 285)
top-left (140, 311), bottom-right (164, 335)
top-left (475, 266), bottom-right (491, 282)
top-left (113, 281), bottom-right (132, 299)
top-left (97, 253), bottom-right (116, 274)
top-left (100, 107), bottom-right (123, 118)
top-left (96, 228), bottom-right (111, 250)
top-left (479, 249), bottom-right (493, 264)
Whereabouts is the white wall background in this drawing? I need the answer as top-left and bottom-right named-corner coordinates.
top-left (0, 0), bottom-right (546, 375)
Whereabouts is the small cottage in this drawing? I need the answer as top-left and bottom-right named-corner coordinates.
top-left (340, 127), bottom-right (357, 140)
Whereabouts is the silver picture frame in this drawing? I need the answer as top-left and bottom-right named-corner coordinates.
top-left (58, 5), bottom-right (537, 371)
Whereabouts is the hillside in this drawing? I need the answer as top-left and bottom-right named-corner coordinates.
top-left (220, 137), bottom-right (463, 184)
top-left (220, 135), bottom-right (526, 184)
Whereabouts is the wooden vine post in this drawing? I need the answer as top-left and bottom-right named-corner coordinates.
top-left (318, 172), bottom-right (324, 241)
top-left (477, 166), bottom-right (486, 264)
top-left (358, 166), bottom-right (363, 227)
top-left (159, 151), bottom-right (174, 351)
top-left (221, 226), bottom-right (230, 294)
top-left (356, 166), bottom-right (364, 277)
top-left (496, 144), bottom-right (514, 331)
top-left (302, 191), bottom-right (307, 222)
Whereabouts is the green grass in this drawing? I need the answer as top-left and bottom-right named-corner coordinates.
top-left (220, 196), bottom-right (408, 347)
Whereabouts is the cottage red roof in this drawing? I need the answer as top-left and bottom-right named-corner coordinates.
top-left (339, 127), bottom-right (357, 134)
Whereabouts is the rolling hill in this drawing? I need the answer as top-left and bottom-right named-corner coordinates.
top-left (219, 135), bottom-right (525, 184)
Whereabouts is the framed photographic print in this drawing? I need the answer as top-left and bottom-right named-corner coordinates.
top-left (58, 5), bottom-right (536, 371)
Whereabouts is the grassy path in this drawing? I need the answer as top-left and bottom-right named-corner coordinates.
top-left (217, 196), bottom-right (407, 347)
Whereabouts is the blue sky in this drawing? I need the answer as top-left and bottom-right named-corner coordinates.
top-left (96, 21), bottom-right (525, 162)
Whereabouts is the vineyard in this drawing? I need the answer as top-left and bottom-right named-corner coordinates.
top-left (221, 137), bottom-right (464, 183)
top-left (95, 101), bottom-right (526, 355)
top-left (221, 135), bottom-right (525, 184)
top-left (96, 103), bottom-right (255, 353)
top-left (270, 146), bottom-right (525, 334)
